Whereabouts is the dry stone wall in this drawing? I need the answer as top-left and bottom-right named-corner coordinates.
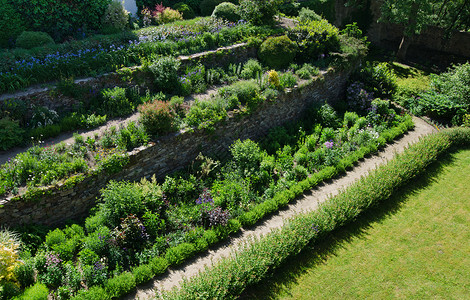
top-left (0, 66), bottom-right (356, 228)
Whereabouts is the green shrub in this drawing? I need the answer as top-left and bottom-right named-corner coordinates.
top-left (150, 256), bottom-right (169, 275)
top-left (287, 19), bottom-right (340, 61)
top-left (99, 181), bottom-right (148, 227)
top-left (173, 3), bottom-right (196, 19)
top-left (212, 2), bottom-right (240, 22)
top-left (14, 0), bottom-right (111, 41)
top-left (200, 0), bottom-right (223, 16)
top-left (279, 72), bottom-right (297, 88)
top-left (15, 31), bottom-right (54, 49)
top-left (165, 243), bottom-right (196, 265)
top-left (105, 271), bottom-right (136, 298)
top-left (78, 248), bottom-right (100, 266)
top-left (295, 63), bottom-right (320, 79)
top-left (14, 259), bottom-right (35, 289)
top-left (15, 282), bottom-right (49, 300)
top-left (184, 99), bottom-right (227, 131)
top-left (138, 100), bottom-right (178, 136)
top-left (82, 226), bottom-right (111, 256)
top-left (101, 0), bottom-right (129, 34)
top-left (0, 0), bottom-right (25, 48)
top-left (148, 56), bottom-right (181, 93)
top-left (259, 36), bottom-right (298, 69)
top-left (132, 264), bottom-right (154, 285)
top-left (100, 87), bottom-right (134, 118)
top-left (240, 59), bottom-right (263, 80)
top-left (343, 111), bottom-right (359, 128)
top-left (412, 63), bottom-right (470, 125)
top-left (239, 0), bottom-right (283, 25)
top-left (0, 118), bottom-right (24, 150)
top-left (71, 286), bottom-right (108, 300)
top-left (158, 8), bottom-right (184, 24)
top-left (298, 7), bottom-right (322, 23)
top-left (355, 62), bottom-right (398, 98)
top-left (219, 80), bottom-right (261, 109)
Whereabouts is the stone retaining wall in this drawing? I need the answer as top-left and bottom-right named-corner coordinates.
top-left (0, 64), bottom-right (358, 228)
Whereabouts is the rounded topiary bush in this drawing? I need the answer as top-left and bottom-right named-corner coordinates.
top-left (212, 2), bottom-right (240, 22)
top-left (173, 2), bottom-right (196, 19)
top-left (259, 35), bottom-right (298, 69)
top-left (200, 0), bottom-right (223, 16)
top-left (15, 31), bottom-right (55, 49)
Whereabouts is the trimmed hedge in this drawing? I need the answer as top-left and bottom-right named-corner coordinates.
top-left (165, 127), bottom-right (470, 299)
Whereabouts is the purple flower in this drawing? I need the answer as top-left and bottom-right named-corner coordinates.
top-left (324, 141), bottom-right (334, 149)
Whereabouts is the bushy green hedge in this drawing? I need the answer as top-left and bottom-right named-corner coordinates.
top-left (166, 127), bottom-right (470, 299)
top-left (287, 18), bottom-right (340, 61)
top-left (15, 31), bottom-right (55, 50)
top-left (259, 35), bottom-right (298, 69)
top-left (12, 0), bottom-right (112, 41)
top-left (0, 0), bottom-right (25, 48)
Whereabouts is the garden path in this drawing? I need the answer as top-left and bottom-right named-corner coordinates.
top-left (124, 116), bottom-right (437, 300)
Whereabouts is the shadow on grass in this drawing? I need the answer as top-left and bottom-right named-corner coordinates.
top-left (240, 150), bottom-right (458, 300)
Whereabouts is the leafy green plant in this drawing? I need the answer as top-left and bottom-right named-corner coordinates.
top-left (295, 63), bottom-right (320, 79)
top-left (0, 0), bottom-right (25, 48)
top-left (158, 8), bottom-right (184, 24)
top-left (279, 72), bottom-right (297, 88)
top-left (14, 282), bottom-right (49, 300)
top-left (288, 19), bottom-right (340, 61)
top-left (184, 99), bottom-right (227, 131)
top-left (259, 36), bottom-right (298, 69)
top-left (148, 56), bottom-right (181, 93)
top-left (240, 59), bottom-right (263, 80)
top-left (355, 62), bottom-right (398, 98)
top-left (298, 7), bottom-right (322, 23)
top-left (104, 271), bottom-right (136, 299)
top-left (101, 0), bottom-right (129, 34)
top-left (99, 87), bottom-right (134, 118)
top-left (0, 118), bottom-right (24, 150)
top-left (132, 264), bottom-right (154, 285)
top-left (212, 2), bottom-right (240, 22)
top-left (239, 0), bottom-right (284, 25)
top-left (173, 3), bottom-right (195, 19)
top-left (165, 243), bottom-right (196, 265)
top-left (15, 31), bottom-right (54, 49)
top-left (138, 100), bottom-right (178, 136)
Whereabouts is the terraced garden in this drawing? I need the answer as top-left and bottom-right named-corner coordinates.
top-left (1, 1), bottom-right (469, 300)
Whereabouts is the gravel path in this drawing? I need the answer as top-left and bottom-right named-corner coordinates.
top-left (123, 116), bottom-right (436, 300)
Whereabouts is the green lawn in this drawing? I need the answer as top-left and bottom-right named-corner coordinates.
top-left (243, 149), bottom-right (470, 299)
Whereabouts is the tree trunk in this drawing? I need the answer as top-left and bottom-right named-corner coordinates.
top-left (397, 35), bottom-right (413, 61)
top-left (396, 1), bottom-right (420, 61)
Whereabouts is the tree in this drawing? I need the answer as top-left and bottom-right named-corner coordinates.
top-left (379, 0), bottom-right (470, 60)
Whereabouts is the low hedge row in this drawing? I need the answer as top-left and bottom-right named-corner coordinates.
top-left (60, 117), bottom-right (415, 300)
top-left (164, 127), bottom-right (470, 299)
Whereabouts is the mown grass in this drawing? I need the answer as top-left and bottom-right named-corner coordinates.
top-left (243, 148), bottom-right (470, 299)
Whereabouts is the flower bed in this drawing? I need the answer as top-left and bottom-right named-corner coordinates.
top-left (3, 97), bottom-right (414, 299)
top-left (0, 18), bottom-right (278, 94)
